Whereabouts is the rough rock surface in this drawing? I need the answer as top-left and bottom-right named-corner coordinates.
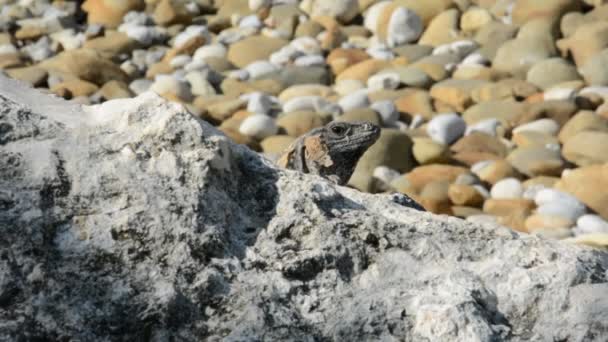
top-left (1, 76), bottom-right (607, 341)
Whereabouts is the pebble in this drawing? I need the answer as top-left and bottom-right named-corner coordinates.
top-left (338, 89), bottom-right (369, 112)
top-left (386, 7), bottom-right (423, 47)
top-left (239, 114), bottom-right (278, 139)
top-left (370, 100), bottom-right (399, 126)
top-left (245, 60), bottom-right (279, 79)
top-left (129, 79), bottom-right (153, 95)
top-left (426, 113), bottom-right (467, 145)
top-left (490, 178), bottom-right (524, 199)
top-left (575, 215), bottom-right (608, 235)
top-left (534, 188), bottom-right (587, 222)
top-left (245, 92), bottom-right (274, 115)
top-left (150, 74), bottom-right (192, 101)
top-left (367, 73), bottom-right (400, 91)
top-left (193, 44), bottom-right (227, 61)
top-left (512, 118), bottom-right (559, 136)
top-left (465, 118), bottom-right (501, 136)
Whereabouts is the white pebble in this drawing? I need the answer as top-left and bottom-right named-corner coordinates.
top-left (386, 7), bottom-right (422, 47)
top-left (575, 215), bottom-right (608, 235)
top-left (535, 188), bottom-right (587, 221)
top-left (371, 100), bottom-right (399, 125)
top-left (490, 178), bottom-right (523, 199)
top-left (338, 89), bottom-right (369, 112)
top-left (129, 79), bottom-right (153, 95)
top-left (291, 36), bottom-right (321, 55)
top-left (426, 113), bottom-right (467, 145)
top-left (543, 87), bottom-right (576, 101)
top-left (246, 92), bottom-right (274, 115)
top-left (283, 96), bottom-right (325, 113)
top-left (151, 74), bottom-right (192, 101)
top-left (294, 54), bottom-right (325, 67)
top-left (249, 0), bottom-right (270, 11)
top-left (173, 25), bottom-right (211, 49)
top-left (193, 44), bottom-right (227, 61)
top-left (364, 2), bottom-right (392, 32)
top-left (245, 60), bottom-right (279, 79)
top-left (513, 118), bottom-right (559, 135)
top-left (579, 86), bottom-right (608, 98)
top-left (239, 114), bottom-right (278, 139)
top-left (239, 15), bottom-right (263, 29)
top-left (0, 44), bottom-right (17, 54)
top-left (461, 52), bottom-right (489, 66)
top-left (373, 166), bottom-right (401, 184)
top-left (409, 115), bottom-right (425, 129)
top-left (465, 118), bottom-right (501, 136)
top-left (185, 72), bottom-right (216, 96)
top-left (367, 72), bottom-right (400, 91)
top-left (334, 79), bottom-right (366, 96)
top-left (169, 54), bottom-right (192, 68)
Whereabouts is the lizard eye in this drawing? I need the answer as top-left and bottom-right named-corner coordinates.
top-left (330, 124), bottom-right (346, 135)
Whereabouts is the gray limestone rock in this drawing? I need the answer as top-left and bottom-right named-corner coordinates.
top-left (0, 75), bottom-right (607, 341)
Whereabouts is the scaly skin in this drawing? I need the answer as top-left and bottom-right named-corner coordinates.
top-left (277, 121), bottom-right (381, 185)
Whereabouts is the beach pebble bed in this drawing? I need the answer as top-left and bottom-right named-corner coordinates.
top-left (2, 0), bottom-right (608, 248)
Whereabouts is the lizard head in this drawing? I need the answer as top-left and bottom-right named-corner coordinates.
top-left (322, 121), bottom-right (380, 155)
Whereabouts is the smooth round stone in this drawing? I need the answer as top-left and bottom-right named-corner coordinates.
top-left (491, 178), bottom-right (524, 199)
top-left (173, 26), bottom-right (210, 49)
top-left (575, 215), bottom-right (608, 235)
top-left (537, 202), bottom-right (586, 222)
top-left (522, 184), bottom-right (547, 200)
top-left (512, 118), bottom-right (559, 136)
top-left (291, 36), bottom-right (322, 55)
top-left (525, 214), bottom-right (574, 231)
top-left (535, 188), bottom-right (585, 207)
top-left (527, 58), bottom-right (581, 90)
top-left (386, 7), bottom-right (423, 47)
top-left (373, 166), bottom-right (401, 184)
top-left (249, 0), bottom-right (270, 11)
top-left (228, 69), bottom-right (250, 81)
top-left (338, 89), bottom-right (369, 112)
top-left (367, 72), bottom-right (400, 91)
top-left (580, 49), bottom-right (608, 86)
top-left (185, 72), bottom-right (216, 96)
top-left (283, 95), bottom-right (333, 113)
top-left (465, 118), bottom-right (501, 136)
top-left (334, 79), bottom-right (366, 96)
top-left (193, 44), bottom-right (227, 61)
top-left (22, 36), bottom-right (54, 62)
top-left (426, 113), bottom-right (467, 145)
top-left (366, 46), bottom-right (395, 60)
top-left (543, 87), bottom-right (576, 101)
top-left (294, 54), bottom-right (325, 67)
top-left (579, 86), bottom-right (608, 98)
top-left (461, 52), bottom-right (490, 66)
top-left (239, 114), bottom-right (279, 139)
top-left (129, 79), bottom-right (153, 95)
top-left (245, 92), bottom-right (274, 114)
top-left (244, 60), bottom-right (279, 79)
top-left (239, 15), bottom-right (263, 29)
top-left (371, 100), bottom-right (399, 125)
top-left (151, 75), bottom-right (192, 100)
top-left (119, 24), bottom-right (166, 45)
top-left (364, 1), bottom-right (391, 32)
top-left (169, 54), bottom-right (192, 68)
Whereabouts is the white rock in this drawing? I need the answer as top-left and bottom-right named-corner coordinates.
top-left (461, 52), bottom-right (489, 66)
top-left (367, 72), bottom-right (400, 91)
top-left (291, 36), bottom-right (321, 55)
top-left (364, 1), bottom-right (392, 32)
top-left (371, 100), bottom-right (399, 125)
top-left (426, 113), bottom-right (467, 145)
top-left (522, 184), bottom-right (547, 200)
top-left (119, 24), bottom-right (167, 45)
top-left (373, 166), bottom-right (401, 184)
top-left (22, 36), bottom-right (54, 62)
top-left (579, 86), bottom-right (608, 98)
top-left (513, 118), bottom-right (559, 135)
top-left (123, 11), bottom-right (153, 25)
top-left (49, 29), bottom-right (84, 50)
top-left (183, 60), bottom-right (209, 72)
top-left (0, 44), bottom-right (18, 54)
top-left (575, 215), bottom-right (608, 235)
top-left (239, 15), bottom-right (263, 29)
top-left (490, 178), bottom-right (523, 199)
top-left (283, 95), bottom-right (325, 112)
top-left (537, 202), bottom-right (586, 223)
top-left (366, 45), bottom-right (395, 60)
top-left (304, 0), bottom-right (359, 23)
top-left (471, 160), bottom-right (493, 175)
top-left (294, 54), bottom-right (325, 67)
top-left (386, 7), bottom-right (422, 47)
top-left (338, 89), bottom-right (369, 112)
top-left (450, 40), bottom-right (479, 58)
top-left (228, 69), bottom-right (250, 81)
top-left (239, 114), bottom-right (278, 139)
top-left (193, 44), bottom-right (227, 61)
top-left (246, 92), bottom-right (274, 114)
top-left (185, 72), bottom-right (216, 96)
top-left (465, 118), bottom-right (501, 136)
top-left (535, 188), bottom-right (584, 208)
top-left (409, 115), bottom-right (425, 129)
top-left (249, 0), bottom-right (270, 11)
top-left (543, 87), bottom-right (576, 101)
top-left (151, 75), bottom-right (192, 101)
top-left (334, 79), bottom-right (366, 96)
top-left (129, 79), bottom-right (153, 95)
top-left (173, 25), bottom-right (211, 49)
top-left (169, 54), bottom-right (192, 69)
top-left (245, 60), bottom-right (279, 79)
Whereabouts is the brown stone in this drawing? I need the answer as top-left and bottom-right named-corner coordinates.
top-left (82, 0), bottom-right (144, 28)
top-left (40, 49), bottom-right (128, 85)
top-left (326, 48), bottom-right (370, 76)
top-left (276, 111), bottom-right (325, 137)
top-left (475, 159), bottom-right (519, 185)
top-left (405, 164), bottom-right (470, 193)
top-left (50, 79), bottom-right (99, 97)
top-left (448, 184), bottom-right (484, 207)
top-left (556, 163), bottom-right (608, 220)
